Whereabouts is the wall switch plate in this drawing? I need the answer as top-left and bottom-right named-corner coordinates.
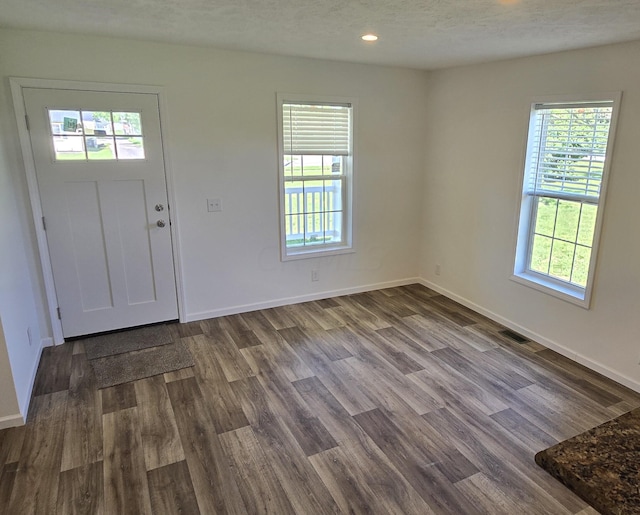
top-left (207, 198), bottom-right (222, 212)
top-left (435, 264), bottom-right (441, 276)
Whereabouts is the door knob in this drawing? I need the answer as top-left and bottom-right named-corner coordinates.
top-left (155, 204), bottom-right (164, 212)
top-left (156, 220), bottom-right (166, 228)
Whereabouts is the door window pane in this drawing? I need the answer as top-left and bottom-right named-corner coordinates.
top-left (87, 137), bottom-right (116, 160)
top-left (48, 108), bottom-right (145, 161)
top-left (113, 112), bottom-right (142, 135)
top-left (49, 110), bottom-right (86, 160)
top-left (53, 136), bottom-right (86, 160)
top-left (81, 111), bottom-right (113, 136)
top-left (49, 110), bottom-right (82, 135)
top-left (116, 137), bottom-right (145, 159)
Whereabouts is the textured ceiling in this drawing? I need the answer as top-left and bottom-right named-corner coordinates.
top-left (1, 0), bottom-right (640, 69)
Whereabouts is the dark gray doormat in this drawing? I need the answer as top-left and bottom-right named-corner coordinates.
top-left (82, 324), bottom-right (173, 360)
top-left (90, 340), bottom-right (194, 389)
top-left (535, 408), bottom-right (640, 515)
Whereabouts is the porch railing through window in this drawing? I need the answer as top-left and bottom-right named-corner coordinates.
top-left (284, 183), bottom-right (342, 245)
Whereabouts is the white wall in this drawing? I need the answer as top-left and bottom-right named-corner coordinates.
top-left (0, 76), bottom-right (44, 425)
top-left (0, 28), bottom-right (428, 421)
top-left (420, 40), bottom-right (640, 389)
top-left (0, 320), bottom-right (21, 428)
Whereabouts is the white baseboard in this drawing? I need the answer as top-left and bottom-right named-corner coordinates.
top-left (185, 277), bottom-right (420, 323)
top-left (419, 278), bottom-right (640, 394)
top-left (0, 413), bottom-right (25, 430)
top-left (17, 338), bottom-right (47, 422)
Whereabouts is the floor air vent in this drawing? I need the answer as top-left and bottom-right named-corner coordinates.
top-left (499, 329), bottom-right (529, 343)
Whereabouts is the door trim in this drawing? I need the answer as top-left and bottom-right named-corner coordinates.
top-left (10, 77), bottom-right (186, 344)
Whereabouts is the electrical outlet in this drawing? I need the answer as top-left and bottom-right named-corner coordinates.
top-left (435, 264), bottom-right (441, 276)
top-left (207, 198), bottom-right (222, 212)
top-left (311, 270), bottom-right (319, 282)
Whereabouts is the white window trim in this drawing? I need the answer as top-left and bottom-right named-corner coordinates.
top-left (511, 92), bottom-right (622, 308)
top-left (277, 93), bottom-right (356, 261)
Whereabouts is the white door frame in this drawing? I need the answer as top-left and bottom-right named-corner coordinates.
top-left (10, 77), bottom-right (187, 344)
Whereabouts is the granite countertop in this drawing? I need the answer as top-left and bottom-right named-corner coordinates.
top-left (536, 408), bottom-right (640, 515)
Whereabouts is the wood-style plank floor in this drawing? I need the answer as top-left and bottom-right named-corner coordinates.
top-left (1, 284), bottom-right (637, 514)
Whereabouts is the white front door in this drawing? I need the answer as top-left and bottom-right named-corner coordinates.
top-left (23, 88), bottom-right (178, 337)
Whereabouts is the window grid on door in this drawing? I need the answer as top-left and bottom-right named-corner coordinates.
top-left (48, 109), bottom-right (145, 161)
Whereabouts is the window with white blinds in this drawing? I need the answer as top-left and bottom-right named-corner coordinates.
top-left (277, 94), bottom-right (355, 260)
top-left (513, 95), bottom-right (620, 307)
top-left (282, 103), bottom-right (351, 156)
top-left (526, 103), bottom-right (613, 202)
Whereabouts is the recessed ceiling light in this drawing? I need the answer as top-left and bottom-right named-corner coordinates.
top-left (361, 34), bottom-right (378, 42)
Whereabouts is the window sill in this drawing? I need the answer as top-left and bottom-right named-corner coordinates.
top-left (510, 271), bottom-right (591, 309)
top-left (282, 245), bottom-right (354, 262)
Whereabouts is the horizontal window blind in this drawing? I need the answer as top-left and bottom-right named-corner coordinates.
top-left (527, 103), bottom-right (613, 201)
top-left (283, 102), bottom-right (351, 156)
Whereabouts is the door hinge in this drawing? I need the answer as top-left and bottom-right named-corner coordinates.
top-left (25, 115), bottom-right (30, 131)
top-left (56, 307), bottom-right (61, 320)
top-left (42, 216), bottom-right (47, 231)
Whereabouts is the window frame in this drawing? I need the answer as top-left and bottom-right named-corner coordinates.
top-left (47, 108), bottom-right (146, 162)
top-left (277, 93), bottom-right (356, 261)
top-left (511, 92), bottom-right (621, 308)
